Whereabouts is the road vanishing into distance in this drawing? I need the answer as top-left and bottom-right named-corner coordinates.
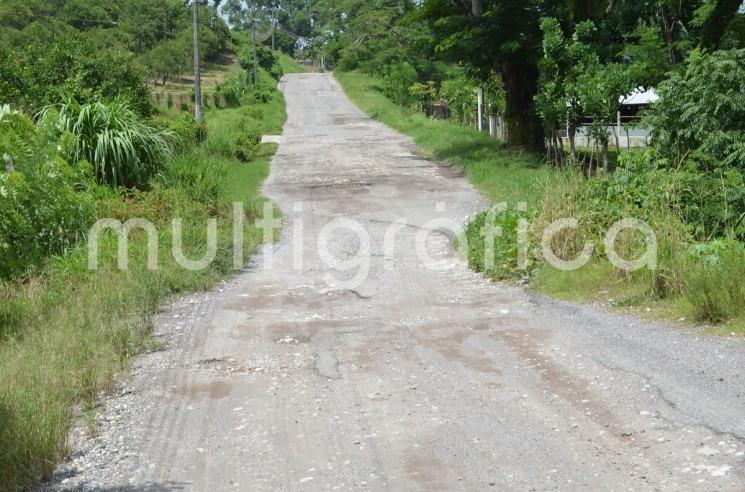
top-left (48, 73), bottom-right (745, 491)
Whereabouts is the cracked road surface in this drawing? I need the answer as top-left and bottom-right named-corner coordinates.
top-left (48, 73), bottom-right (745, 491)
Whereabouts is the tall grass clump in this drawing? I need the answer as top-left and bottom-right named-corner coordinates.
top-left (159, 151), bottom-right (227, 207)
top-left (42, 98), bottom-right (172, 188)
top-left (684, 240), bottom-right (745, 322)
top-left (531, 150), bottom-right (745, 325)
top-left (167, 113), bottom-right (207, 153)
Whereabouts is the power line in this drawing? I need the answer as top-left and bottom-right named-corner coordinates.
top-left (28, 14), bottom-right (179, 38)
top-left (193, 1), bottom-right (203, 123)
top-left (31, 14), bottom-right (119, 26)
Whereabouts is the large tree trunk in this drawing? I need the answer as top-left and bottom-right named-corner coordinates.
top-left (698, 0), bottom-right (743, 51)
top-left (471, 0), bottom-right (483, 17)
top-left (568, 125), bottom-right (577, 161)
top-left (501, 62), bottom-right (544, 150)
top-left (660, 8), bottom-right (679, 64)
top-left (602, 139), bottom-right (609, 173)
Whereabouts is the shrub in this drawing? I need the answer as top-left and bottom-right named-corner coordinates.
top-left (216, 73), bottom-right (249, 108)
top-left (0, 106), bottom-right (97, 279)
top-left (159, 151), bottom-right (226, 207)
top-left (0, 105), bottom-right (40, 165)
top-left (383, 62), bottom-right (417, 106)
top-left (440, 72), bottom-right (478, 125)
top-left (235, 133), bottom-right (261, 162)
top-left (685, 240), bottom-right (745, 322)
top-left (239, 45), bottom-right (283, 80)
top-left (647, 48), bottom-right (745, 172)
top-left (42, 98), bottom-right (172, 188)
top-left (408, 81), bottom-right (437, 115)
top-left (463, 205), bottom-right (525, 280)
top-left (529, 149), bottom-right (745, 311)
top-left (599, 150), bottom-right (745, 240)
top-left (169, 113), bottom-right (207, 152)
top-left (2, 36), bottom-right (153, 116)
top-left (235, 116), bottom-right (262, 162)
top-left (249, 89), bottom-right (272, 104)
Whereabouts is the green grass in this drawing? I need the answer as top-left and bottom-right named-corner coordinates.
top-left (151, 52), bottom-right (241, 106)
top-left (0, 65), bottom-right (286, 489)
top-left (276, 52), bottom-right (307, 74)
top-left (196, 67), bottom-right (287, 147)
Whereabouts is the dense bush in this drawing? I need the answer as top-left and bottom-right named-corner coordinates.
top-left (235, 133), bottom-right (261, 162)
top-left (574, 150), bottom-right (745, 241)
top-left (0, 37), bottom-right (153, 116)
top-left (383, 62), bottom-right (418, 106)
top-left (647, 49), bottom-right (745, 172)
top-left (0, 106), bottom-right (97, 279)
top-left (42, 98), bottom-right (172, 188)
top-left (215, 71), bottom-right (252, 108)
top-left (239, 45), bottom-right (283, 80)
top-left (526, 149), bottom-right (745, 244)
top-left (168, 113), bottom-right (208, 152)
top-left (158, 153), bottom-right (226, 209)
top-left (685, 240), bottom-right (745, 322)
top-left (464, 206), bottom-right (524, 280)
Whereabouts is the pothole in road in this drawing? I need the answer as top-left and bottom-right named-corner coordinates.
top-left (304, 180), bottom-right (373, 189)
top-left (195, 357), bottom-right (256, 376)
top-left (172, 380), bottom-right (235, 401)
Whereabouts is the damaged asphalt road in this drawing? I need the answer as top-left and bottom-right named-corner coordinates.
top-left (45, 73), bottom-right (745, 491)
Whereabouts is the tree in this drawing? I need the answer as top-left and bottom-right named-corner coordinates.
top-left (143, 39), bottom-right (191, 85)
top-left (694, 0), bottom-right (745, 51)
top-left (118, 0), bottom-right (184, 54)
top-left (536, 18), bottom-right (598, 163)
top-left (59, 0), bottom-right (117, 31)
top-left (579, 61), bottom-right (632, 172)
top-left (625, 23), bottom-right (674, 88)
top-left (535, 17), bottom-right (568, 164)
top-left (422, 0), bottom-right (562, 149)
top-left (647, 48), bottom-right (745, 172)
top-left (1, 35), bottom-right (153, 116)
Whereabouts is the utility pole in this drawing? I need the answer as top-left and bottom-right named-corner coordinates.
top-left (193, 0), bottom-right (203, 123)
top-left (471, 0), bottom-right (484, 17)
top-left (271, 6), bottom-right (276, 51)
top-left (251, 12), bottom-right (259, 85)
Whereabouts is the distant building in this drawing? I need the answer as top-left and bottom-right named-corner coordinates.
top-left (619, 87), bottom-right (659, 120)
top-left (560, 87), bottom-right (658, 149)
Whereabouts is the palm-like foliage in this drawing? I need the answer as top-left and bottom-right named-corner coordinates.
top-left (42, 98), bottom-right (172, 188)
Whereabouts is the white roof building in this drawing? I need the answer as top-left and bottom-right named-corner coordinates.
top-left (620, 87), bottom-right (659, 106)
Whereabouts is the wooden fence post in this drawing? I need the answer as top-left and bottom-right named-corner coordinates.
top-left (477, 87), bottom-right (484, 132)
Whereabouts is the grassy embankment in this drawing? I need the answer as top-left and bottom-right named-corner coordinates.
top-left (0, 57), bottom-right (299, 488)
top-left (335, 70), bottom-right (745, 335)
top-left (150, 52), bottom-right (241, 108)
top-left (277, 51), bottom-right (308, 74)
